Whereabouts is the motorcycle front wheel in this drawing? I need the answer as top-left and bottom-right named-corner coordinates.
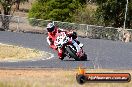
top-left (66, 46), bottom-right (80, 61)
top-left (80, 53), bottom-right (87, 61)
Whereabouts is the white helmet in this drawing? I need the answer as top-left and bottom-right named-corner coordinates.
top-left (46, 22), bottom-right (55, 32)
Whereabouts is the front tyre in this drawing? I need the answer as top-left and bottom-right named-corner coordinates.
top-left (80, 53), bottom-right (87, 61)
top-left (66, 46), bottom-right (80, 61)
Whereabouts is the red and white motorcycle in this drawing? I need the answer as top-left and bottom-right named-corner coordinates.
top-left (54, 32), bottom-right (87, 61)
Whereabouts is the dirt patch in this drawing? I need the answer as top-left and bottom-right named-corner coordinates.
top-left (0, 43), bottom-right (51, 61)
top-left (0, 69), bottom-right (131, 87)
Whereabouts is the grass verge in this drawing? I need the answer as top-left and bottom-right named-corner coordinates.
top-left (0, 43), bottom-right (51, 61)
top-left (0, 69), bottom-right (131, 87)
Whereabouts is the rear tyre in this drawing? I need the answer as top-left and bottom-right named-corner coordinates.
top-left (66, 46), bottom-right (80, 61)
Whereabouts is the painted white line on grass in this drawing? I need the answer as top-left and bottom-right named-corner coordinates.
top-left (0, 52), bottom-right (54, 63)
top-left (0, 43), bottom-right (55, 62)
top-left (41, 52), bottom-right (54, 60)
top-left (1, 51), bottom-right (54, 62)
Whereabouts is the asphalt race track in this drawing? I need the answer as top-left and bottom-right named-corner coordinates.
top-left (0, 31), bottom-right (132, 69)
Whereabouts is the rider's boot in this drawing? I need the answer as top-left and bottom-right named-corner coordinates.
top-left (79, 43), bottom-right (83, 48)
top-left (73, 40), bottom-right (80, 50)
top-left (72, 40), bottom-right (84, 57)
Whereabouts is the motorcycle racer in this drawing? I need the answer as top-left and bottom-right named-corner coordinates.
top-left (46, 22), bottom-right (83, 59)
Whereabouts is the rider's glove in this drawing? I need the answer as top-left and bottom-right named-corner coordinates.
top-left (67, 31), bottom-right (73, 37)
top-left (67, 31), bottom-right (77, 39)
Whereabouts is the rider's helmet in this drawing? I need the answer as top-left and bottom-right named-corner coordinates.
top-left (46, 22), bottom-right (55, 32)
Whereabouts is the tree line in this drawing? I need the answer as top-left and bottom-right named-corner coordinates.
top-left (29, 0), bottom-right (132, 29)
top-left (0, 0), bottom-right (132, 31)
